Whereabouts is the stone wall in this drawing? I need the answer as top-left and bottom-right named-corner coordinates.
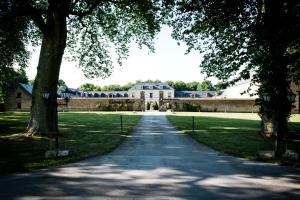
top-left (291, 83), bottom-right (300, 114)
top-left (57, 98), bottom-right (145, 111)
top-left (161, 99), bottom-right (259, 113)
top-left (4, 87), bottom-right (32, 111)
top-left (4, 83), bottom-right (300, 114)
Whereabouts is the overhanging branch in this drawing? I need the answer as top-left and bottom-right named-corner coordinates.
top-left (69, 0), bottom-right (117, 18)
top-left (13, 1), bottom-right (47, 34)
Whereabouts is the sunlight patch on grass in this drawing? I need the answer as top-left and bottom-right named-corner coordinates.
top-left (167, 113), bottom-right (300, 162)
top-left (0, 112), bottom-right (141, 174)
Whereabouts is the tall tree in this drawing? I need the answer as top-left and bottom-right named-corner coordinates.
top-left (2, 0), bottom-right (168, 136)
top-left (57, 79), bottom-right (67, 88)
top-left (171, 0), bottom-right (300, 156)
top-left (173, 81), bottom-right (188, 90)
top-left (122, 82), bottom-right (134, 90)
top-left (78, 83), bottom-right (96, 91)
top-left (166, 80), bottom-right (174, 88)
top-left (186, 81), bottom-right (199, 91)
top-left (197, 80), bottom-right (214, 91)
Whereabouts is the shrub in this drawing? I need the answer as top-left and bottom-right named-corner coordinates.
top-left (153, 102), bottom-right (159, 110)
top-left (146, 102), bottom-right (151, 110)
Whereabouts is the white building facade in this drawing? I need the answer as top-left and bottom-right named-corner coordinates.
top-left (128, 83), bottom-right (174, 105)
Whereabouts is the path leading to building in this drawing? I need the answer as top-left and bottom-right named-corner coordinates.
top-left (1, 112), bottom-right (300, 199)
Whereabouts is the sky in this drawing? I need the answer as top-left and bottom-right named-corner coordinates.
top-left (26, 26), bottom-right (216, 88)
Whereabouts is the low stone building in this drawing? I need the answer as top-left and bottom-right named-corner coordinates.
top-left (5, 83), bottom-right (33, 111)
top-left (4, 82), bottom-right (300, 113)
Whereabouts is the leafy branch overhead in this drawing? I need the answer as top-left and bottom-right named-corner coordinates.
top-left (1, 0), bottom-right (169, 78)
top-left (171, 0), bottom-right (300, 85)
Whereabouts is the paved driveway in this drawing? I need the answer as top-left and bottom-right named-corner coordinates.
top-left (0, 112), bottom-right (300, 199)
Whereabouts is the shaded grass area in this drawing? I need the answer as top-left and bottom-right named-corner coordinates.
top-left (0, 112), bottom-right (141, 174)
top-left (167, 114), bottom-right (300, 161)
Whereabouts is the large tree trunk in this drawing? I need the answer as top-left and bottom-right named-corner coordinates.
top-left (26, 7), bottom-right (67, 136)
top-left (259, 0), bottom-right (293, 157)
top-left (260, 63), bottom-right (290, 157)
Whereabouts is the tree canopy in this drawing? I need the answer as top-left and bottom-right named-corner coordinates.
top-left (0, 0), bottom-right (172, 136)
top-left (171, 0), bottom-right (300, 85)
top-left (77, 80), bottom-right (217, 91)
top-left (170, 0), bottom-right (300, 155)
top-left (1, 0), bottom-right (170, 79)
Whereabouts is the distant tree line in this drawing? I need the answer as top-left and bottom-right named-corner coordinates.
top-left (77, 80), bottom-right (226, 92)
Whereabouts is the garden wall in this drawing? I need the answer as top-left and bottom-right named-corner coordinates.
top-left (57, 98), bottom-right (145, 111)
top-left (161, 99), bottom-right (259, 113)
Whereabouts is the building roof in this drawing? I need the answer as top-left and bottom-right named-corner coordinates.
top-left (175, 90), bottom-right (219, 98)
top-left (217, 81), bottom-right (258, 99)
top-left (19, 83), bottom-right (33, 94)
top-left (129, 83), bottom-right (174, 90)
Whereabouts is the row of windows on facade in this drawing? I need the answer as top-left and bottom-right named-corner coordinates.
top-left (16, 92), bottom-right (172, 99)
top-left (77, 92), bottom-right (172, 98)
top-left (17, 91), bottom-right (209, 99)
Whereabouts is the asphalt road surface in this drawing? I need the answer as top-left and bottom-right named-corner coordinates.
top-left (0, 112), bottom-right (300, 199)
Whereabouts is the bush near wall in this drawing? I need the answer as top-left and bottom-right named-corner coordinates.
top-left (58, 98), bottom-right (144, 111)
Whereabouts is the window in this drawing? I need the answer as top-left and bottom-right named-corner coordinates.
top-left (17, 92), bottom-right (22, 98)
top-left (168, 92), bottom-right (171, 98)
top-left (132, 93), bottom-right (135, 98)
top-left (150, 92), bottom-right (153, 98)
top-left (17, 103), bottom-right (21, 109)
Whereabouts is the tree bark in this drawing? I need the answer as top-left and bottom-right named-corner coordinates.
top-left (26, 4), bottom-right (67, 136)
top-left (259, 0), bottom-right (293, 157)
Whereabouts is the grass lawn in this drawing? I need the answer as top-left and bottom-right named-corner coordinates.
top-left (167, 112), bottom-right (300, 163)
top-left (0, 112), bottom-right (141, 174)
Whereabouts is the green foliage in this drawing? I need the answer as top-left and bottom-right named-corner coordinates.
top-left (196, 80), bottom-right (215, 91)
top-left (102, 84), bottom-right (123, 91)
top-left (183, 103), bottom-right (199, 112)
top-left (28, 80), bottom-right (34, 85)
top-left (0, 1), bottom-right (30, 71)
top-left (153, 102), bottom-right (159, 110)
top-left (215, 82), bottom-right (228, 91)
top-left (78, 83), bottom-right (97, 91)
top-left (2, 1), bottom-right (170, 79)
top-left (146, 102), bottom-right (151, 110)
top-left (171, 0), bottom-right (300, 84)
top-left (170, 0), bottom-right (300, 135)
top-left (78, 80), bottom-right (219, 92)
top-left (166, 80), bottom-right (174, 88)
top-left (57, 79), bottom-right (67, 88)
top-left (173, 81), bottom-right (188, 90)
top-left (186, 81), bottom-right (198, 91)
top-left (95, 86), bottom-right (102, 91)
top-left (122, 82), bottom-right (135, 91)
top-left (66, 0), bottom-right (167, 79)
top-left (57, 79), bottom-right (68, 92)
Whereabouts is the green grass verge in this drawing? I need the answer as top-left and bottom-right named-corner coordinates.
top-left (0, 112), bottom-right (141, 174)
top-left (167, 113), bottom-right (300, 162)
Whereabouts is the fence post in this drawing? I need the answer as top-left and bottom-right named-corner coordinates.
top-left (120, 115), bottom-right (123, 133)
top-left (192, 116), bottom-right (195, 134)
